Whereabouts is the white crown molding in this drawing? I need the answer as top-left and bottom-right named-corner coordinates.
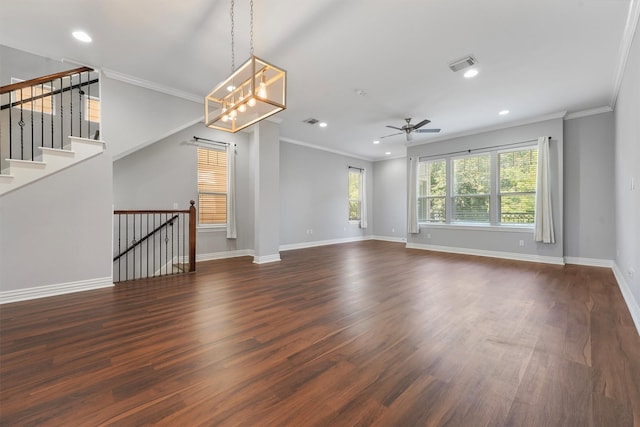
top-left (0, 277), bottom-right (113, 304)
top-left (280, 137), bottom-right (374, 162)
top-left (102, 68), bottom-right (203, 104)
top-left (564, 106), bottom-right (614, 120)
top-left (405, 242), bottom-right (565, 265)
top-left (408, 111), bottom-right (568, 148)
top-left (611, 0), bottom-right (640, 109)
top-left (612, 262), bottom-right (640, 335)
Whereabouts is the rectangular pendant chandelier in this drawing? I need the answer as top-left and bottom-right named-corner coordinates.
top-left (205, 55), bottom-right (286, 133)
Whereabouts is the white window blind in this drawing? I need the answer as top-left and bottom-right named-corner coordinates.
top-left (197, 148), bottom-right (228, 225)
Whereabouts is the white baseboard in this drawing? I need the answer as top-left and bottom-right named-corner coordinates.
top-left (280, 236), bottom-right (371, 251)
top-left (612, 263), bottom-right (640, 336)
top-left (0, 277), bottom-right (114, 304)
top-left (564, 256), bottom-right (614, 268)
top-left (253, 254), bottom-right (282, 264)
top-left (197, 249), bottom-right (254, 262)
top-left (371, 235), bottom-right (407, 243)
top-left (405, 242), bottom-right (565, 265)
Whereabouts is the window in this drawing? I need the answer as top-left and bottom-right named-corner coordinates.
top-left (452, 154), bottom-right (491, 223)
top-left (11, 79), bottom-right (55, 115)
top-left (197, 148), bottom-right (227, 225)
top-left (498, 148), bottom-right (538, 224)
top-left (348, 169), bottom-right (362, 221)
top-left (417, 144), bottom-right (538, 226)
top-left (418, 159), bottom-right (446, 222)
top-left (84, 96), bottom-right (100, 123)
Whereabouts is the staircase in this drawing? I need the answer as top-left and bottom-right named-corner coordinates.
top-left (0, 136), bottom-right (105, 196)
top-left (0, 66), bottom-right (102, 196)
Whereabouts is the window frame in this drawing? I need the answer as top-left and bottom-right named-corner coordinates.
top-left (417, 143), bottom-right (538, 230)
top-left (10, 78), bottom-right (56, 115)
top-left (348, 169), bottom-right (362, 222)
top-left (197, 147), bottom-right (228, 228)
top-left (418, 159), bottom-right (447, 223)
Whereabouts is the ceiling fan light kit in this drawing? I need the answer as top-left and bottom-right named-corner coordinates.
top-left (381, 118), bottom-right (441, 142)
top-left (205, 0), bottom-right (287, 133)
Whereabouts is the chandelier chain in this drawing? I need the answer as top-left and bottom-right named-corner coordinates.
top-left (230, 0), bottom-right (235, 72)
top-left (249, 0), bottom-right (254, 56)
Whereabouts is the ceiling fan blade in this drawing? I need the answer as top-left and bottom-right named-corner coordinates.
top-left (412, 119), bottom-right (431, 129)
top-left (415, 128), bottom-right (441, 133)
top-left (386, 125), bottom-right (404, 131)
top-left (380, 132), bottom-right (403, 139)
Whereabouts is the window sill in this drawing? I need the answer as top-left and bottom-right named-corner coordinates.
top-left (419, 223), bottom-right (534, 233)
top-left (197, 225), bottom-right (227, 233)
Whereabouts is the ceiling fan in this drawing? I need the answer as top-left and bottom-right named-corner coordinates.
top-left (380, 118), bottom-right (441, 142)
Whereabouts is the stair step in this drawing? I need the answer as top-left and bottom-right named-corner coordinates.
top-left (39, 146), bottom-right (76, 157)
top-left (0, 174), bottom-right (15, 183)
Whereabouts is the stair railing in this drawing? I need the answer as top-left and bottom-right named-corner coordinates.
top-left (0, 67), bottom-right (100, 173)
top-left (113, 201), bottom-right (197, 283)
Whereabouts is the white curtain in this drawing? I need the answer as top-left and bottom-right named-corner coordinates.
top-left (360, 169), bottom-right (368, 229)
top-left (534, 136), bottom-right (555, 243)
top-left (407, 156), bottom-right (419, 234)
top-left (226, 144), bottom-right (237, 239)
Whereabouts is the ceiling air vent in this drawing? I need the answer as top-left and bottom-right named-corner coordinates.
top-left (302, 118), bottom-right (319, 125)
top-left (449, 55), bottom-right (477, 72)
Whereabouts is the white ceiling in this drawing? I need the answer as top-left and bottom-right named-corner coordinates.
top-left (0, 0), bottom-right (635, 160)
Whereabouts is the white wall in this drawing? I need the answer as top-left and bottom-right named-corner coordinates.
top-left (279, 142), bottom-right (373, 247)
top-left (113, 123), bottom-right (254, 256)
top-left (372, 157), bottom-right (407, 240)
top-left (0, 45), bottom-right (71, 84)
top-left (406, 118), bottom-right (564, 262)
top-left (101, 77), bottom-right (203, 160)
top-left (614, 23), bottom-right (640, 328)
top-left (0, 148), bottom-right (113, 292)
top-left (564, 112), bottom-right (616, 261)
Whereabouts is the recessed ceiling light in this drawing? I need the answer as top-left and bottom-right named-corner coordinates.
top-left (463, 69), bottom-right (478, 78)
top-left (318, 122), bottom-right (328, 128)
top-left (72, 31), bottom-right (92, 43)
top-left (499, 110), bottom-right (510, 116)
top-left (385, 151), bottom-right (391, 155)
top-left (373, 140), bottom-right (380, 144)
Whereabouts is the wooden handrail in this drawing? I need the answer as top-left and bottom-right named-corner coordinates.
top-left (0, 66), bottom-right (93, 94)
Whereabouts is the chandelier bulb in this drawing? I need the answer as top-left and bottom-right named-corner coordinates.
top-left (258, 71), bottom-right (267, 98)
top-left (229, 109), bottom-right (238, 119)
top-left (238, 88), bottom-right (247, 113)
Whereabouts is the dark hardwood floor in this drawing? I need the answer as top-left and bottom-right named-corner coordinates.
top-left (1, 241), bottom-right (639, 426)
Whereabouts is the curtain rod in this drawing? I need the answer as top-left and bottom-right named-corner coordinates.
top-left (415, 136), bottom-right (550, 160)
top-left (193, 136), bottom-right (236, 147)
top-left (348, 165), bottom-right (365, 171)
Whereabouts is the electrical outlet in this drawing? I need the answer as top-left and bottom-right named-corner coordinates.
top-left (173, 202), bottom-right (178, 209)
top-left (631, 177), bottom-right (636, 191)
top-left (392, 228), bottom-right (395, 233)
top-left (519, 240), bottom-right (525, 247)
top-left (427, 233), bottom-right (431, 239)
top-left (629, 267), bottom-right (635, 278)
top-left (310, 229), bottom-right (313, 234)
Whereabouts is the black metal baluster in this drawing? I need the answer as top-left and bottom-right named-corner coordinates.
top-left (118, 214), bottom-right (121, 282)
top-left (87, 72), bottom-right (91, 138)
top-left (19, 93), bottom-right (24, 160)
top-left (171, 218), bottom-right (174, 275)
top-left (59, 78), bottom-right (63, 149)
top-left (70, 75), bottom-right (73, 138)
top-left (78, 73), bottom-right (83, 138)
top-left (40, 83), bottom-right (44, 152)
top-left (139, 214), bottom-right (143, 278)
top-left (146, 213), bottom-right (150, 278)
top-left (9, 92), bottom-right (12, 159)
top-left (125, 214), bottom-right (129, 281)
top-left (132, 213), bottom-right (136, 280)
top-left (50, 81), bottom-right (54, 148)
top-left (153, 214), bottom-right (156, 276)
top-left (30, 86), bottom-right (34, 160)
top-left (164, 213), bottom-right (169, 275)
top-left (183, 212), bottom-right (186, 271)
